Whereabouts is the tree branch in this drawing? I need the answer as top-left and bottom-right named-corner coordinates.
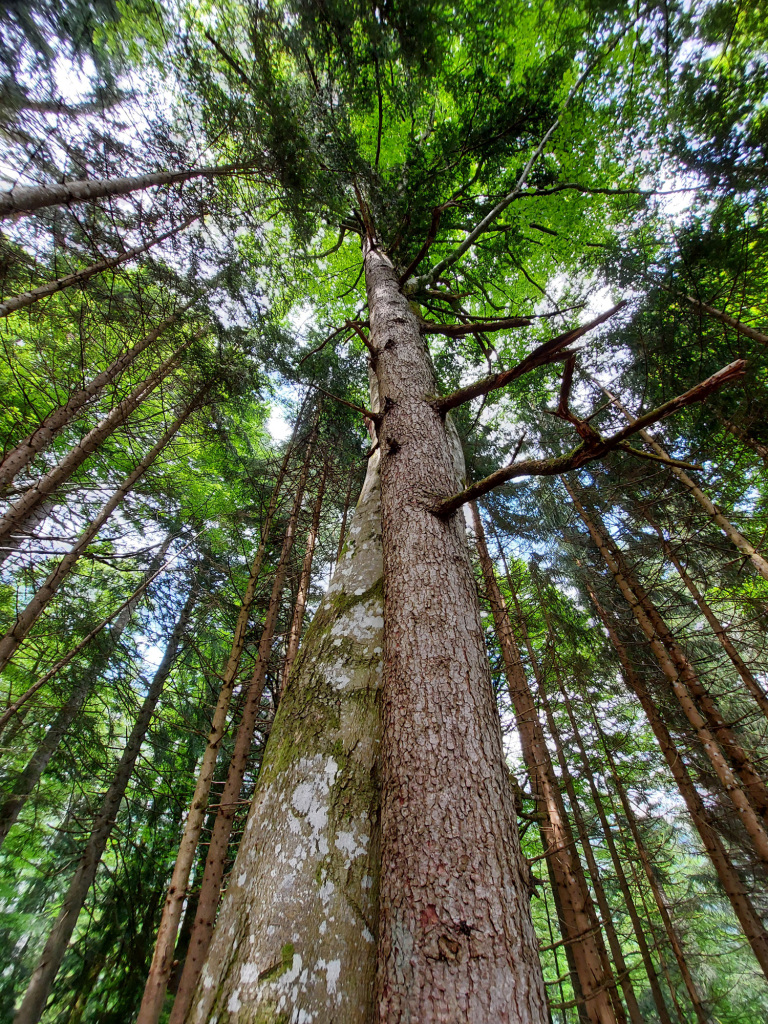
top-left (432, 302), bottom-right (626, 414)
top-left (422, 316), bottom-right (532, 337)
top-left (431, 359), bottom-right (746, 516)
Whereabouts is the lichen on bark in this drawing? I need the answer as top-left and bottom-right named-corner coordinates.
top-left (187, 452), bottom-right (384, 1024)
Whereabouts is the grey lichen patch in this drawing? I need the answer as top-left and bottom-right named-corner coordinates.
top-left (186, 452), bottom-right (385, 1024)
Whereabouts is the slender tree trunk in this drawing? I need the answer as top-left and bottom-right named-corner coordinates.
top-left (168, 433), bottom-right (314, 1023)
top-left (472, 503), bottom-right (621, 1024)
top-left (0, 534), bottom-right (172, 845)
top-left (136, 419), bottom-right (305, 1024)
top-left (599, 386), bottom-right (768, 582)
top-left (718, 414), bottom-right (768, 465)
top-left (643, 513), bottom-right (768, 721)
top-left (366, 239), bottom-right (546, 1022)
top-left (656, 282), bottom-right (768, 348)
top-left (12, 582), bottom-right (197, 1024)
top-left (0, 163), bottom-right (248, 220)
top-left (0, 215), bottom-right (198, 318)
top-left (543, 670), bottom-right (674, 1024)
top-left (564, 480), bottom-right (768, 864)
top-left (0, 341), bottom-right (189, 550)
top-left (185, 440), bottom-right (385, 1024)
top-left (598, 730), bottom-right (713, 1024)
top-left (282, 461), bottom-right (327, 691)
top-left (579, 576), bottom-right (768, 979)
top-left (334, 466), bottom-right (355, 566)
top-left (0, 298), bottom-right (199, 493)
top-left (0, 497), bottom-right (55, 568)
top-left (0, 394), bottom-right (201, 673)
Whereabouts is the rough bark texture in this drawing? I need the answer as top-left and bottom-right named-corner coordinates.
top-left (367, 240), bottom-right (546, 1023)
top-left (0, 344), bottom-right (185, 550)
top-left (0, 164), bottom-right (245, 220)
top-left (0, 396), bottom-right (198, 673)
top-left (581, 578), bottom-right (768, 980)
top-left (170, 435), bottom-right (314, 1022)
top-left (472, 505), bottom-right (620, 1024)
top-left (136, 427), bottom-right (301, 1024)
top-left (12, 584), bottom-right (195, 1024)
top-left (0, 216), bottom-right (196, 318)
top-left (565, 481), bottom-right (768, 864)
top-left (0, 300), bottom-right (196, 494)
top-left (185, 449), bottom-right (384, 1024)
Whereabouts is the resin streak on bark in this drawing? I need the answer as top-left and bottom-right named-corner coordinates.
top-left (187, 452), bottom-right (384, 1024)
top-left (367, 241), bottom-right (546, 1022)
top-left (472, 505), bottom-right (619, 1024)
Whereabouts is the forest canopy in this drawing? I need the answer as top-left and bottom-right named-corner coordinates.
top-left (0, 1), bottom-right (767, 1023)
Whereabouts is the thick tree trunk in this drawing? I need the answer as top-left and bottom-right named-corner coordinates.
top-left (600, 387), bottom-right (768, 582)
top-left (564, 480), bottom-right (768, 864)
top-left (0, 395), bottom-right (201, 673)
top-left (580, 577), bottom-right (768, 979)
top-left (472, 504), bottom-right (620, 1024)
top-left (136, 422), bottom-right (303, 1024)
top-left (185, 447), bottom-right (384, 1024)
top-left (12, 583), bottom-right (196, 1024)
top-left (599, 732), bottom-right (713, 1024)
top-left (367, 240), bottom-right (546, 1022)
top-left (282, 461), bottom-right (327, 691)
top-left (0, 215), bottom-right (198, 318)
top-left (0, 341), bottom-right (189, 550)
top-left (169, 435), bottom-right (314, 1023)
top-left (644, 514), bottom-right (768, 721)
top-left (0, 299), bottom-right (198, 494)
top-left (0, 534), bottom-right (172, 845)
top-left (0, 163), bottom-right (247, 220)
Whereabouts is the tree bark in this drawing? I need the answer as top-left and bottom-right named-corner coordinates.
top-left (472, 503), bottom-right (621, 1024)
top-left (598, 729), bottom-right (713, 1024)
top-left (367, 240), bottom-right (546, 1022)
top-left (0, 340), bottom-right (189, 551)
top-left (185, 444), bottom-right (385, 1024)
top-left (0, 298), bottom-right (198, 494)
top-left (334, 466), bottom-right (355, 567)
top-left (564, 480), bottom-right (768, 865)
top-left (168, 430), bottom-right (314, 1023)
top-left (12, 582), bottom-right (197, 1024)
top-left (0, 394), bottom-right (201, 673)
top-left (0, 215), bottom-right (198, 319)
top-left (136, 417), bottom-right (304, 1024)
top-left (0, 163), bottom-right (247, 220)
top-left (599, 386), bottom-right (768, 582)
top-left (0, 534), bottom-right (172, 847)
top-left (579, 577), bottom-right (768, 980)
top-left (282, 460), bottom-right (327, 691)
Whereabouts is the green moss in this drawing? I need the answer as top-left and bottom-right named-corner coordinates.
top-left (257, 943), bottom-right (295, 983)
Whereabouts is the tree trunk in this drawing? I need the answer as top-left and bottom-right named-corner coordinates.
top-left (0, 340), bottom-right (190, 551)
top-left (718, 414), bottom-right (768, 465)
top-left (598, 730), bottom-right (713, 1024)
top-left (12, 582), bottom-right (197, 1024)
top-left (367, 239), bottom-right (546, 1022)
top-left (0, 393), bottom-right (202, 673)
top-left (0, 298), bottom-right (199, 494)
top-left (579, 577), bottom-right (768, 980)
top-left (472, 503), bottom-right (621, 1024)
top-left (185, 445), bottom-right (384, 1024)
top-left (564, 480), bottom-right (768, 865)
top-left (282, 460), bottom-right (327, 691)
top-left (334, 466), bottom-right (355, 567)
top-left (136, 417), bottom-right (304, 1024)
top-left (168, 431), bottom-right (314, 1023)
top-left (0, 535), bottom-right (172, 845)
top-left (544, 671), bottom-right (674, 1024)
top-left (0, 215), bottom-right (198, 319)
top-left (0, 163), bottom-right (248, 220)
top-left (644, 513), bottom-right (768, 721)
top-left (599, 386), bottom-right (768, 582)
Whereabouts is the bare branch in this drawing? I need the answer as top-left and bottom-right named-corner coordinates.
top-left (422, 316), bottom-right (532, 337)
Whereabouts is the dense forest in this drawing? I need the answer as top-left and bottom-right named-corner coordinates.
top-left (0, 1), bottom-right (767, 1022)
